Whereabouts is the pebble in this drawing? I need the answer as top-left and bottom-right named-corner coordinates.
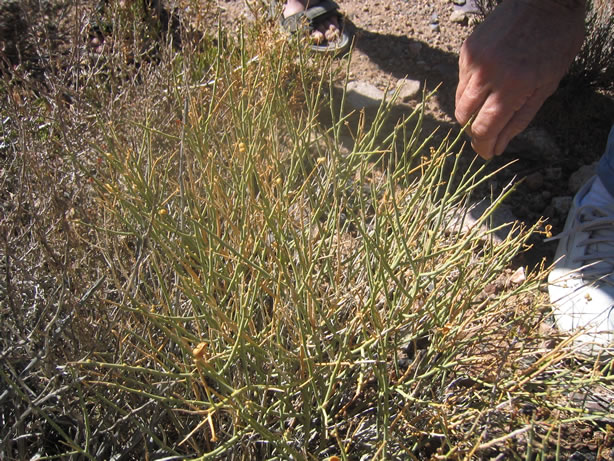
top-left (569, 450), bottom-right (597, 461)
top-left (524, 172), bottom-right (544, 191)
top-left (445, 199), bottom-right (518, 243)
top-left (529, 195), bottom-right (545, 212)
top-left (544, 167), bottom-right (562, 181)
top-left (454, 0), bottom-right (480, 14)
top-left (449, 10), bottom-right (468, 24)
top-left (509, 267), bottom-right (526, 284)
top-left (551, 196), bottom-right (573, 216)
top-left (395, 78), bottom-right (421, 102)
top-left (407, 41), bottom-right (422, 56)
top-left (346, 81), bottom-right (386, 109)
top-left (568, 161), bottom-right (598, 193)
top-left (507, 127), bottom-right (561, 161)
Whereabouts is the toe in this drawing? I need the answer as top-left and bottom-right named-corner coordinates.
top-left (325, 24), bottom-right (340, 42)
top-left (329, 15), bottom-right (339, 30)
top-left (312, 29), bottom-right (325, 44)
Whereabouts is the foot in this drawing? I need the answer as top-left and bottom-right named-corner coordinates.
top-left (547, 176), bottom-right (614, 353)
top-left (283, 0), bottom-right (341, 45)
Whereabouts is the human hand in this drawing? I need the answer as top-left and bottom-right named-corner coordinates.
top-left (455, 0), bottom-right (585, 159)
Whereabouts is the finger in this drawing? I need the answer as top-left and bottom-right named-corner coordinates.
top-left (455, 43), bottom-right (472, 115)
top-left (467, 90), bottom-right (520, 159)
top-left (455, 78), bottom-right (469, 123)
top-left (471, 135), bottom-right (497, 160)
top-left (455, 72), bottom-right (490, 128)
top-left (492, 84), bottom-right (556, 156)
top-left (469, 75), bottom-right (542, 159)
top-left (455, 82), bottom-right (470, 125)
top-left (455, 38), bottom-right (489, 126)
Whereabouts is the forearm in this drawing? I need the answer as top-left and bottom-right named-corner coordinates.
top-left (550, 0), bottom-right (586, 8)
top-left (523, 0), bottom-right (587, 13)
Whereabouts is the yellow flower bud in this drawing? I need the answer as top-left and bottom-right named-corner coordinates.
top-left (193, 342), bottom-right (207, 359)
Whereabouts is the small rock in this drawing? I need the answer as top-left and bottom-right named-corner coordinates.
top-left (484, 283), bottom-right (497, 295)
top-left (509, 267), bottom-right (526, 284)
top-left (452, 0), bottom-right (466, 5)
top-left (396, 78), bottom-right (421, 102)
top-left (449, 10), bottom-right (468, 24)
top-left (517, 205), bottom-right (529, 217)
top-left (568, 450), bottom-right (597, 461)
top-left (551, 196), bottom-right (573, 216)
top-left (507, 127), bottom-right (561, 161)
top-left (433, 61), bottom-right (454, 77)
top-left (524, 172), bottom-right (544, 191)
top-left (543, 206), bottom-right (555, 219)
top-left (529, 195), bottom-right (545, 212)
top-left (346, 81), bottom-right (386, 109)
top-left (430, 23), bottom-right (440, 33)
top-left (407, 41), bottom-right (422, 56)
top-left (446, 199), bottom-right (518, 243)
top-left (544, 167), bottom-right (562, 181)
top-left (415, 60), bottom-right (430, 70)
top-left (568, 161), bottom-right (598, 193)
top-left (541, 190), bottom-right (551, 201)
top-left (455, 0), bottom-right (480, 14)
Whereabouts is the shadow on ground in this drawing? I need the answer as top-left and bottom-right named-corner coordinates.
top-left (352, 26), bottom-right (460, 121)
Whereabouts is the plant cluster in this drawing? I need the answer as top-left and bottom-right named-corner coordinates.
top-left (1, 1), bottom-right (613, 459)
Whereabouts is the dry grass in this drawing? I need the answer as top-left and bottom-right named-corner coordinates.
top-left (568, 0), bottom-right (614, 91)
top-left (1, 1), bottom-right (613, 459)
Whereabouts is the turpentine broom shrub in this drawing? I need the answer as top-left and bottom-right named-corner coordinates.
top-left (1, 3), bottom-right (613, 459)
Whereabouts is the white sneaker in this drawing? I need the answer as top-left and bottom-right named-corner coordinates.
top-left (547, 176), bottom-right (614, 352)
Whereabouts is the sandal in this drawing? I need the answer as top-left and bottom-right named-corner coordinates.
top-left (277, 0), bottom-right (352, 54)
